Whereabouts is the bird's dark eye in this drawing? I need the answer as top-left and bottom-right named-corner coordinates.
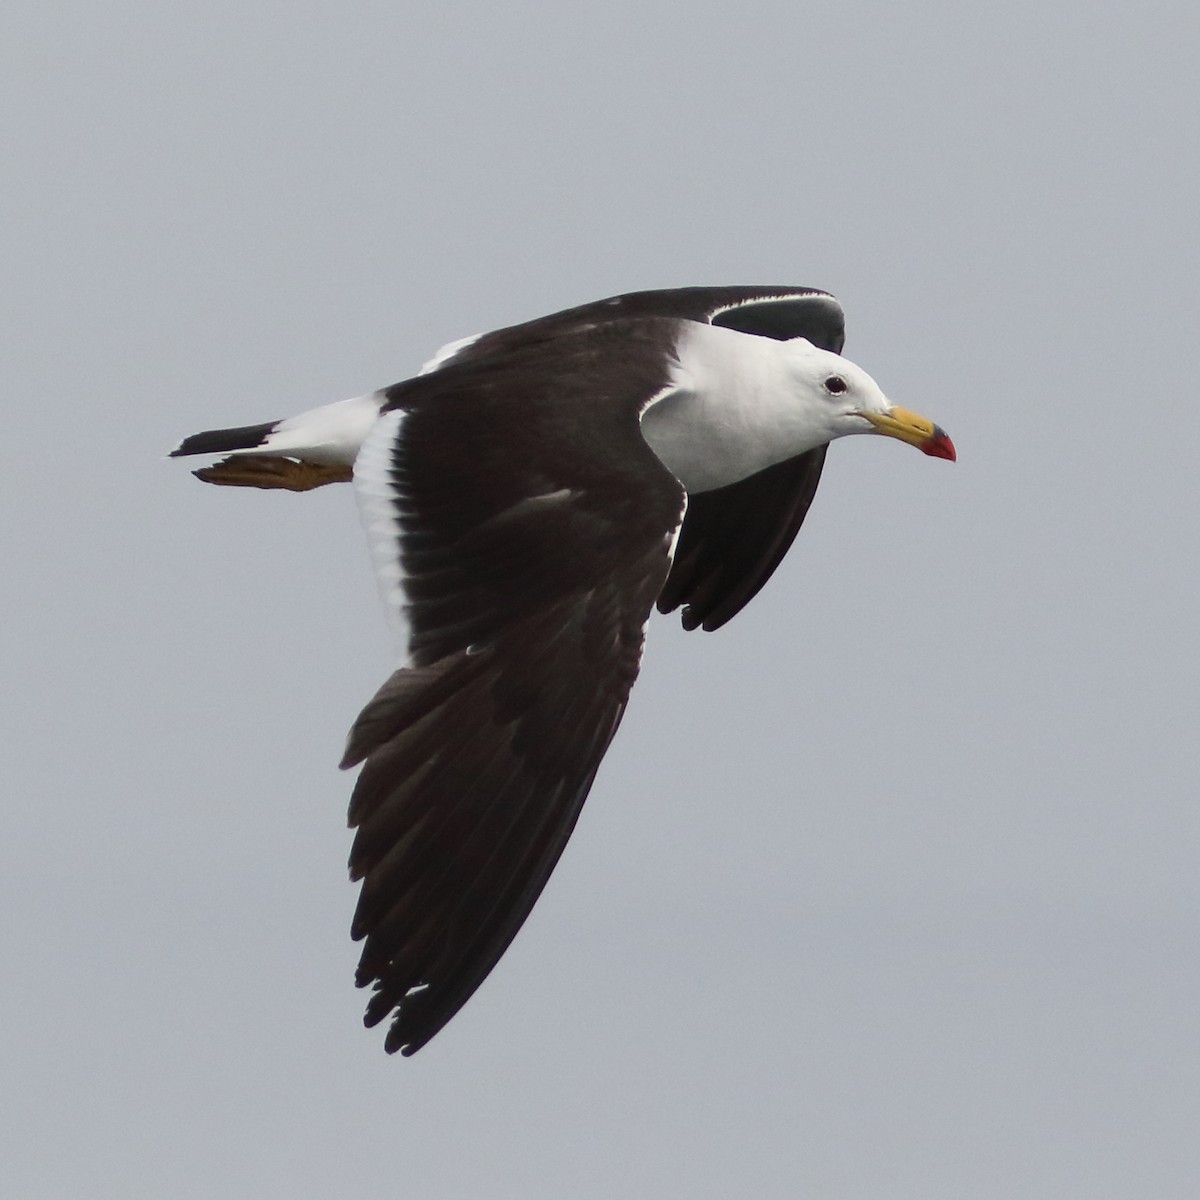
top-left (824, 375), bottom-right (848, 394)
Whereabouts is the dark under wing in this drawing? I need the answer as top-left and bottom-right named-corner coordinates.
top-left (439, 286), bottom-right (847, 631)
top-left (657, 446), bottom-right (828, 631)
top-left (342, 319), bottom-right (686, 1054)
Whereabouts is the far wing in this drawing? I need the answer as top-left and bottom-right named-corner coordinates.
top-left (656, 446), bottom-right (828, 630)
top-left (344, 320), bottom-right (686, 1054)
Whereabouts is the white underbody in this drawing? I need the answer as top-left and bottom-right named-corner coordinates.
top-left (252, 392), bottom-right (385, 465)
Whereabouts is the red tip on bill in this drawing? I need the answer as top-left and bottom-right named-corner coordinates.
top-left (921, 426), bottom-right (957, 461)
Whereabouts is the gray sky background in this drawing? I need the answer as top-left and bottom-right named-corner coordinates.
top-left (4, 1), bottom-right (1199, 1196)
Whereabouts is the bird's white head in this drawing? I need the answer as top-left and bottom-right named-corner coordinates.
top-left (783, 339), bottom-right (956, 461)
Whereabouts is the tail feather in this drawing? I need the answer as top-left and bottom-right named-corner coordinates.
top-left (170, 420), bottom-right (280, 458)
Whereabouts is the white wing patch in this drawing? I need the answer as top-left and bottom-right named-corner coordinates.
top-left (634, 493), bottom-right (688, 670)
top-left (353, 408), bottom-right (409, 638)
top-left (417, 333), bottom-right (481, 376)
top-left (707, 290), bottom-right (844, 331)
top-left (664, 492), bottom-right (688, 568)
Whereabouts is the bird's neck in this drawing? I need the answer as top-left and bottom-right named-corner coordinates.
top-left (640, 323), bottom-right (830, 493)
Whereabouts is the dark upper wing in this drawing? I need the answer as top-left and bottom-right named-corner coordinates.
top-left (343, 320), bottom-right (686, 1054)
top-left (435, 285), bottom-right (845, 372)
top-left (431, 286), bottom-right (846, 632)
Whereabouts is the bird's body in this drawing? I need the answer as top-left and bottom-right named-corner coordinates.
top-left (172, 285), bottom-right (954, 1054)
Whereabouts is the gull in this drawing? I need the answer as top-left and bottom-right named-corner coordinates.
top-left (171, 286), bottom-right (955, 1054)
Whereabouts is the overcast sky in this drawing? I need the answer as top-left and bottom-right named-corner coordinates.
top-left (4, 1), bottom-right (1199, 1196)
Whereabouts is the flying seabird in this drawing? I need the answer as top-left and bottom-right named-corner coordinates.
top-left (171, 285), bottom-right (955, 1055)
